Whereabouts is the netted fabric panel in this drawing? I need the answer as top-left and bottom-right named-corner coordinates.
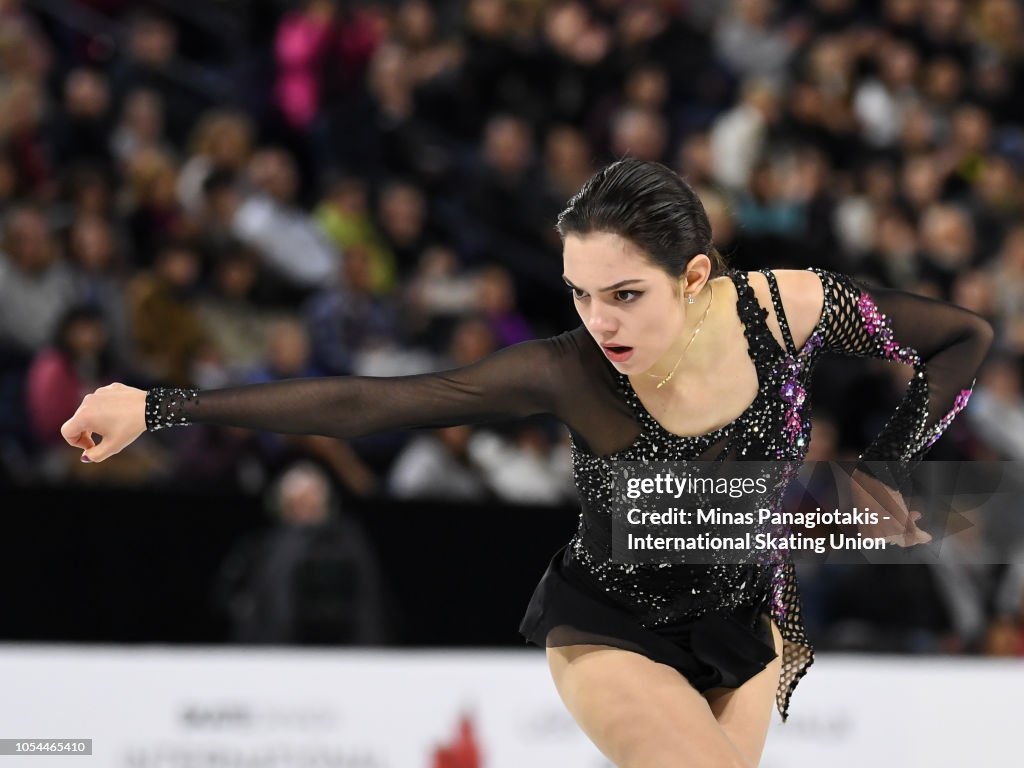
top-left (772, 559), bottom-right (813, 722)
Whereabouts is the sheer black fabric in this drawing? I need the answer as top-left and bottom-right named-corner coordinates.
top-left (145, 325), bottom-right (641, 458)
top-left (810, 269), bottom-right (994, 489)
top-left (146, 267), bottom-right (992, 721)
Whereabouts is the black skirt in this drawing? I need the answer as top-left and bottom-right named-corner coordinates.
top-left (519, 544), bottom-right (779, 692)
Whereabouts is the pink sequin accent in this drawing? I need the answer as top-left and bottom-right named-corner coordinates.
top-left (924, 386), bottom-right (975, 448)
top-left (773, 325), bottom-right (823, 456)
top-left (779, 357), bottom-right (810, 449)
top-left (857, 293), bottom-right (883, 335)
top-left (954, 388), bottom-right (971, 411)
top-left (857, 291), bottom-right (922, 365)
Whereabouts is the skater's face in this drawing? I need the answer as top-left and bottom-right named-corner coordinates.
top-left (563, 232), bottom-right (710, 376)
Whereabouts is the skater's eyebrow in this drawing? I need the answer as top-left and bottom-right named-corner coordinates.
top-left (562, 276), bottom-right (645, 292)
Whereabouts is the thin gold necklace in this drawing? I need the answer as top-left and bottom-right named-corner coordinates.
top-left (644, 282), bottom-right (714, 390)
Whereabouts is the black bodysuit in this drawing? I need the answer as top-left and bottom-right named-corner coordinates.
top-left (145, 268), bottom-right (993, 721)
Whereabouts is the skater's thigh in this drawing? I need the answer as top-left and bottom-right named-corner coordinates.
top-left (547, 643), bottom-right (753, 768)
top-left (703, 617), bottom-right (783, 768)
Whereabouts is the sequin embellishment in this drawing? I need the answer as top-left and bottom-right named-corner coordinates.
top-left (145, 387), bottom-right (200, 431)
top-left (924, 387), bottom-right (974, 448)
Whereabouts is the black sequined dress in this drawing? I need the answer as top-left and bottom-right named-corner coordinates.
top-left (144, 268), bottom-right (992, 721)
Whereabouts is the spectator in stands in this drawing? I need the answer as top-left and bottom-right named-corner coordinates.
top-left (388, 425), bottom-right (490, 502)
top-left (375, 178), bottom-right (435, 277)
top-left (473, 264), bottom-right (533, 347)
top-left (110, 88), bottom-right (171, 170)
top-left (111, 8), bottom-right (209, 145)
top-left (65, 213), bottom-right (136, 369)
top-left (176, 109), bottom-right (255, 216)
top-left (196, 244), bottom-right (291, 379)
top-left (0, 205), bottom-right (76, 355)
top-left (244, 318), bottom-right (376, 496)
top-left (51, 68), bottom-right (113, 173)
top-left (214, 460), bottom-right (391, 644)
top-left (228, 147), bottom-right (339, 299)
top-left (0, 78), bottom-right (54, 201)
top-left (314, 174), bottom-right (397, 296)
top-left (304, 243), bottom-right (400, 376)
top-left (127, 239), bottom-right (209, 386)
top-left (26, 305), bottom-right (116, 448)
top-left (122, 147), bottom-right (191, 269)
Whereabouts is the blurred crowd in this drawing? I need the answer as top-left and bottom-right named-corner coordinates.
top-left (2, 0), bottom-right (1024, 652)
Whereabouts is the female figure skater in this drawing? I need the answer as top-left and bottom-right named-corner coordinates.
top-left (62, 159), bottom-right (992, 768)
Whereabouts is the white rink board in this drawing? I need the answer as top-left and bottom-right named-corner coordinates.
top-left (0, 646), bottom-right (608, 768)
top-left (761, 654), bottom-right (1024, 768)
top-left (0, 645), bottom-right (1021, 767)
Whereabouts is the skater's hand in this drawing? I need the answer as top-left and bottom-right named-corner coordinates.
top-left (850, 468), bottom-right (932, 547)
top-left (61, 383), bottom-right (148, 463)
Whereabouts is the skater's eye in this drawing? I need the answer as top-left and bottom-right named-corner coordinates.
top-left (563, 282), bottom-right (643, 304)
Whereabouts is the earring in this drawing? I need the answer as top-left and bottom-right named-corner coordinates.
top-left (687, 293), bottom-right (696, 305)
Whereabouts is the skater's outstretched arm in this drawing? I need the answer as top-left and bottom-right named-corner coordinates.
top-left (61, 336), bottom-right (567, 463)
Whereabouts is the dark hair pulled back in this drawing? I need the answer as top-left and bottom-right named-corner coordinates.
top-left (556, 158), bottom-right (727, 284)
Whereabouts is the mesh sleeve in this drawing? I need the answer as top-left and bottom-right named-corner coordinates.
top-left (809, 268), bottom-right (994, 489)
top-left (145, 337), bottom-right (564, 437)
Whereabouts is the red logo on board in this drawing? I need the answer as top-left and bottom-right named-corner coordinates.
top-left (431, 713), bottom-right (482, 768)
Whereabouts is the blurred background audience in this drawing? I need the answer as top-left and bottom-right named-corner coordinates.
top-left (2, 0), bottom-right (1022, 654)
